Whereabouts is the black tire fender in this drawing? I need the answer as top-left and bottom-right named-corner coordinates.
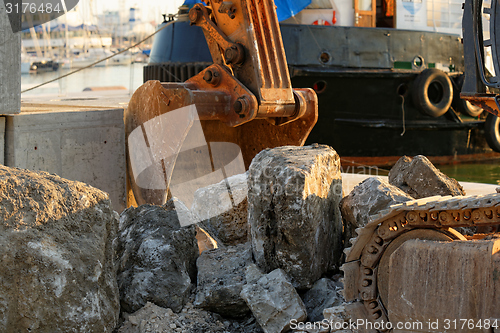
top-left (484, 112), bottom-right (500, 153)
top-left (412, 69), bottom-right (453, 117)
top-left (453, 75), bottom-right (484, 117)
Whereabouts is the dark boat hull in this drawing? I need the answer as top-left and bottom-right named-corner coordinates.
top-left (291, 68), bottom-right (495, 165)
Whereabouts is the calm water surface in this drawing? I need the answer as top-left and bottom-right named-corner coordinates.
top-left (21, 63), bottom-right (146, 96)
top-left (439, 162), bottom-right (500, 185)
top-left (21, 65), bottom-right (500, 185)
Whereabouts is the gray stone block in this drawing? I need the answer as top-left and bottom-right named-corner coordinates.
top-left (340, 177), bottom-right (413, 242)
top-left (191, 172), bottom-right (249, 246)
top-left (241, 268), bottom-right (307, 333)
top-left (0, 165), bottom-right (119, 332)
top-left (248, 144), bottom-right (343, 289)
top-left (117, 199), bottom-right (199, 314)
top-left (5, 109), bottom-right (126, 211)
top-left (388, 155), bottom-right (466, 199)
top-left (194, 243), bottom-right (253, 317)
top-left (302, 278), bottom-right (343, 322)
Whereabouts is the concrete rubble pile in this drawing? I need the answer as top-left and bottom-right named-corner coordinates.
top-left (0, 148), bottom-right (469, 333)
top-left (118, 144), bottom-right (345, 333)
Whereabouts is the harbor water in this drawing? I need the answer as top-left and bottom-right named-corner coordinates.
top-left (21, 63), bottom-right (147, 96)
top-left (21, 64), bottom-right (500, 186)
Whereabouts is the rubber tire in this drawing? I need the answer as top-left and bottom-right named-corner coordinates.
top-left (412, 68), bottom-right (453, 118)
top-left (453, 75), bottom-right (483, 117)
top-left (484, 112), bottom-right (500, 153)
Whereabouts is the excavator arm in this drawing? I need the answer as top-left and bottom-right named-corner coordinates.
top-left (125, 0), bottom-right (317, 206)
top-left (462, 0), bottom-right (500, 116)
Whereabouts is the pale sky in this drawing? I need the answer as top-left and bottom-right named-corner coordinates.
top-left (82, 0), bottom-right (186, 23)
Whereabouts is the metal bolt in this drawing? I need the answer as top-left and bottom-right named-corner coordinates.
top-left (234, 96), bottom-right (250, 117)
top-left (189, 7), bottom-right (201, 24)
top-left (362, 280), bottom-right (370, 287)
top-left (203, 70), bottom-right (213, 83)
top-left (203, 69), bottom-right (220, 86)
top-left (225, 47), bottom-right (236, 63)
top-left (234, 100), bottom-right (243, 113)
top-left (225, 44), bottom-right (245, 65)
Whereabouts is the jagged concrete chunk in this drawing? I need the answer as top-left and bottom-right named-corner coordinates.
top-left (323, 305), bottom-right (354, 333)
top-left (388, 155), bottom-right (465, 198)
top-left (118, 301), bottom-right (264, 333)
top-left (340, 177), bottom-right (413, 242)
top-left (194, 243), bottom-right (253, 317)
top-left (117, 198), bottom-right (199, 313)
top-left (191, 173), bottom-right (249, 246)
top-left (248, 145), bottom-right (343, 289)
top-left (302, 278), bottom-right (344, 322)
top-left (245, 264), bottom-right (265, 284)
top-left (241, 269), bottom-right (307, 333)
top-left (0, 165), bottom-right (119, 332)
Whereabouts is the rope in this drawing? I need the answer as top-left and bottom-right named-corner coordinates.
top-left (400, 94), bottom-right (406, 136)
top-left (21, 19), bottom-right (175, 94)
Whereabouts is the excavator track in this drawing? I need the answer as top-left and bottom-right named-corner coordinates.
top-left (341, 192), bottom-right (500, 332)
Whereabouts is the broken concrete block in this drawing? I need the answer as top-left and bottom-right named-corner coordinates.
top-left (194, 243), bottom-right (253, 317)
top-left (340, 177), bottom-right (413, 242)
top-left (323, 305), bottom-right (353, 333)
top-left (388, 155), bottom-right (465, 198)
top-left (302, 278), bottom-right (344, 322)
top-left (341, 177), bottom-right (413, 228)
top-left (248, 145), bottom-right (343, 289)
top-left (191, 173), bottom-right (249, 246)
top-left (245, 264), bottom-right (265, 284)
top-left (0, 165), bottom-right (119, 332)
top-left (117, 198), bottom-right (199, 313)
top-left (241, 268), bottom-right (307, 333)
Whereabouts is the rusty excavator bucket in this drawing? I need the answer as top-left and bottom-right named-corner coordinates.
top-left (125, 0), bottom-right (317, 206)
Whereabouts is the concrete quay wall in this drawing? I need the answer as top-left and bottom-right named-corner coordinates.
top-left (0, 5), bottom-right (21, 114)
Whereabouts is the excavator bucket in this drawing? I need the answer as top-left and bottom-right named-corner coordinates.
top-left (125, 0), bottom-right (318, 206)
